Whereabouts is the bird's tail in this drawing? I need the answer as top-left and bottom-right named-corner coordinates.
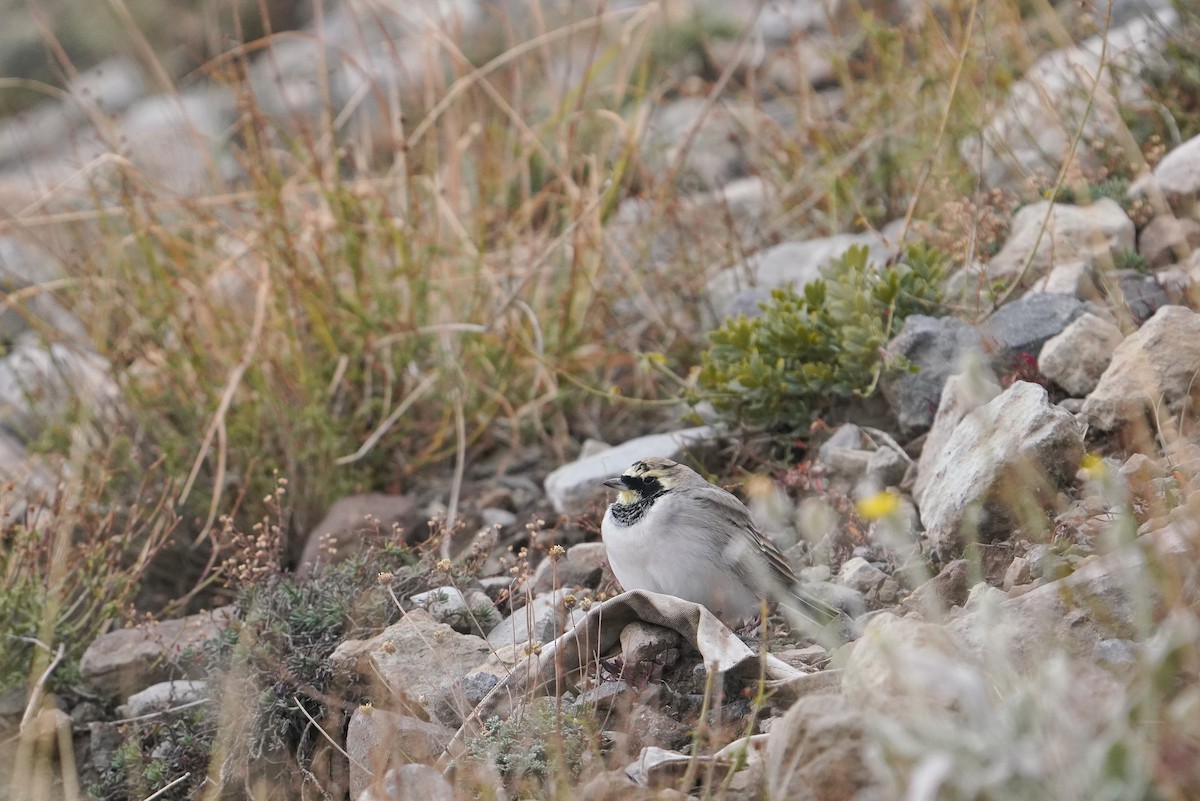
top-left (778, 587), bottom-right (854, 647)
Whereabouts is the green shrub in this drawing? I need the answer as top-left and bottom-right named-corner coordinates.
top-left (467, 702), bottom-right (596, 794)
top-left (691, 243), bottom-right (946, 431)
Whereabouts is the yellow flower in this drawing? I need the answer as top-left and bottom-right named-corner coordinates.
top-left (856, 490), bottom-right (901, 520)
top-left (1080, 451), bottom-right (1106, 478)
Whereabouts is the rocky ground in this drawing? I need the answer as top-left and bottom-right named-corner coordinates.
top-left (3, 0), bottom-right (1200, 799)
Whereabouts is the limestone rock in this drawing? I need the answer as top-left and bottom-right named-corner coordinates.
top-left (347, 707), bottom-right (454, 799)
top-left (543, 426), bottom-right (716, 514)
top-left (330, 610), bottom-right (490, 723)
top-left (765, 693), bottom-right (879, 801)
top-left (116, 680), bottom-right (208, 719)
top-left (1037, 313), bottom-right (1125, 397)
top-left (918, 382), bottom-right (1083, 556)
top-left (1080, 305), bottom-right (1200, 431)
top-left (984, 200), bottom-right (1135, 292)
top-left (80, 608), bottom-right (232, 697)
top-left (913, 365), bottom-right (1001, 502)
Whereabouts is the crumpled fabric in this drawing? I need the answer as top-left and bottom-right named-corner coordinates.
top-left (440, 589), bottom-right (822, 765)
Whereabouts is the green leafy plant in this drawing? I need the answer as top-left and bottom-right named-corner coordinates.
top-left (691, 243), bottom-right (946, 430)
top-left (467, 702), bottom-right (596, 794)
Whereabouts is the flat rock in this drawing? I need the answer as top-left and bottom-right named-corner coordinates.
top-left (1080, 305), bottom-right (1200, 431)
top-left (116, 679), bottom-right (208, 719)
top-left (1037, 313), bottom-right (1125, 397)
top-left (80, 608), bottom-right (232, 697)
top-left (543, 426), bottom-right (716, 514)
top-left (984, 200), bottom-right (1135, 292)
top-left (918, 382), bottom-right (1083, 556)
top-left (330, 609), bottom-right (490, 723)
top-left (881, 315), bottom-right (984, 436)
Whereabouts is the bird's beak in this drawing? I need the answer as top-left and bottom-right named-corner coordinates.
top-left (603, 476), bottom-right (628, 490)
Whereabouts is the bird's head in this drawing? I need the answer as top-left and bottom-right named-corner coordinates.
top-left (602, 457), bottom-right (698, 504)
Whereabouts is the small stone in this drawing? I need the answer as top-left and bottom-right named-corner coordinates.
top-left (882, 315), bottom-right (985, 436)
top-left (1139, 214), bottom-right (1200, 268)
top-left (1003, 557), bottom-right (1032, 591)
top-left (347, 707), bottom-right (455, 799)
top-left (620, 622), bottom-right (682, 665)
top-left (1037, 313), bottom-right (1125, 397)
top-left (838, 557), bottom-right (886, 595)
top-left (765, 693), bottom-right (880, 801)
top-left (116, 680), bottom-right (208, 719)
top-left (360, 764), bottom-right (455, 801)
top-left (532, 541), bottom-right (608, 594)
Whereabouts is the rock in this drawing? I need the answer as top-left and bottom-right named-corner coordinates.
top-left (1137, 130), bottom-right (1200, 205)
top-left (543, 426), bottom-right (716, 514)
top-left (628, 706), bottom-right (692, 753)
top-left (838, 557), bottom-right (886, 595)
top-left (346, 707), bottom-right (455, 799)
top-left (1002, 557), bottom-right (1032, 591)
top-left (532, 541), bottom-right (607, 594)
top-left (295, 493), bottom-right (421, 576)
top-left (487, 589), bottom-right (586, 648)
top-left (1037, 312), bottom-right (1125, 396)
top-left (705, 233), bottom-right (890, 322)
top-left (817, 424), bottom-right (910, 488)
top-left (426, 670), bottom-right (502, 727)
top-left (1117, 270), bottom-right (1177, 323)
top-left (116, 680), bottom-right (208, 719)
top-left (843, 614), bottom-right (985, 718)
top-left (1092, 638), bottom-right (1139, 673)
top-left (913, 364), bottom-right (1002, 501)
top-left (576, 770), bottom-right (690, 801)
top-left (620, 622), bottom-right (682, 666)
top-left (1028, 261), bottom-right (1103, 299)
top-left (984, 200), bottom-right (1135, 292)
top-left (1139, 214), bottom-right (1200, 268)
top-left (80, 608), bottom-right (232, 697)
top-left (330, 610), bottom-right (490, 723)
top-left (765, 693), bottom-right (879, 801)
top-left (407, 586), bottom-right (498, 635)
top-left (359, 764), bottom-right (455, 801)
top-left (1080, 305), bottom-right (1200, 431)
top-left (964, 10), bottom-right (1174, 190)
top-left (918, 382), bottom-right (1083, 556)
top-left (978, 292), bottom-right (1087, 370)
top-left (906, 559), bottom-right (971, 613)
top-left (0, 338), bottom-right (119, 442)
top-left (881, 315), bottom-right (985, 436)
top-left (0, 238), bottom-right (86, 343)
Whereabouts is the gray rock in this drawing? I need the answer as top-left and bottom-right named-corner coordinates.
top-left (984, 200), bottom-right (1135, 292)
top-left (765, 693), bottom-right (878, 801)
top-left (359, 764), bottom-right (456, 801)
top-left (1080, 305), bottom-right (1200, 431)
top-left (642, 98), bottom-right (768, 192)
top-left (1116, 271), bottom-right (1176, 323)
top-left (913, 364), bottom-right (1001, 501)
top-left (295, 493), bottom-right (420, 576)
top-left (1137, 129), bottom-right (1200, 202)
top-left (979, 292), bottom-right (1087, 370)
top-left (1093, 638), bottom-right (1139, 672)
top-left (330, 609), bottom-right (490, 723)
top-left (881, 315), bottom-right (984, 436)
top-left (1037, 313), bottom-right (1125, 397)
top-left (80, 608), bottom-right (232, 697)
top-left (532, 541), bottom-right (607, 594)
top-left (706, 233), bottom-right (890, 322)
top-left (1003, 556), bottom-right (1032, 591)
top-left (346, 707), bottom-right (455, 800)
top-left (918, 382), bottom-right (1084, 556)
top-left (543, 426), bottom-right (716, 514)
top-left (116, 680), bottom-right (208, 719)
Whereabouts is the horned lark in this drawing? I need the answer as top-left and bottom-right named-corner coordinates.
top-left (600, 457), bottom-right (844, 630)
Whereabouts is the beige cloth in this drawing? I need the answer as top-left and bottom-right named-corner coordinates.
top-left (440, 589), bottom-right (816, 766)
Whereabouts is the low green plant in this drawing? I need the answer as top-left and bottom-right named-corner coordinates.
top-left (690, 243), bottom-right (946, 431)
top-left (89, 707), bottom-right (215, 801)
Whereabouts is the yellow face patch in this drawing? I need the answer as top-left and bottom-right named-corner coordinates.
top-left (617, 488), bottom-right (641, 505)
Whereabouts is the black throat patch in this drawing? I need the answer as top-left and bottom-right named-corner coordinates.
top-left (609, 474), bottom-right (666, 526)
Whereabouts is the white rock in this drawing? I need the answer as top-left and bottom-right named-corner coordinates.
top-left (918, 382), bottom-right (1083, 556)
top-left (543, 426), bottom-right (716, 514)
top-left (913, 363), bottom-right (1002, 502)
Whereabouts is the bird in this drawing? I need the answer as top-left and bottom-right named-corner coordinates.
top-left (600, 456), bottom-right (846, 633)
